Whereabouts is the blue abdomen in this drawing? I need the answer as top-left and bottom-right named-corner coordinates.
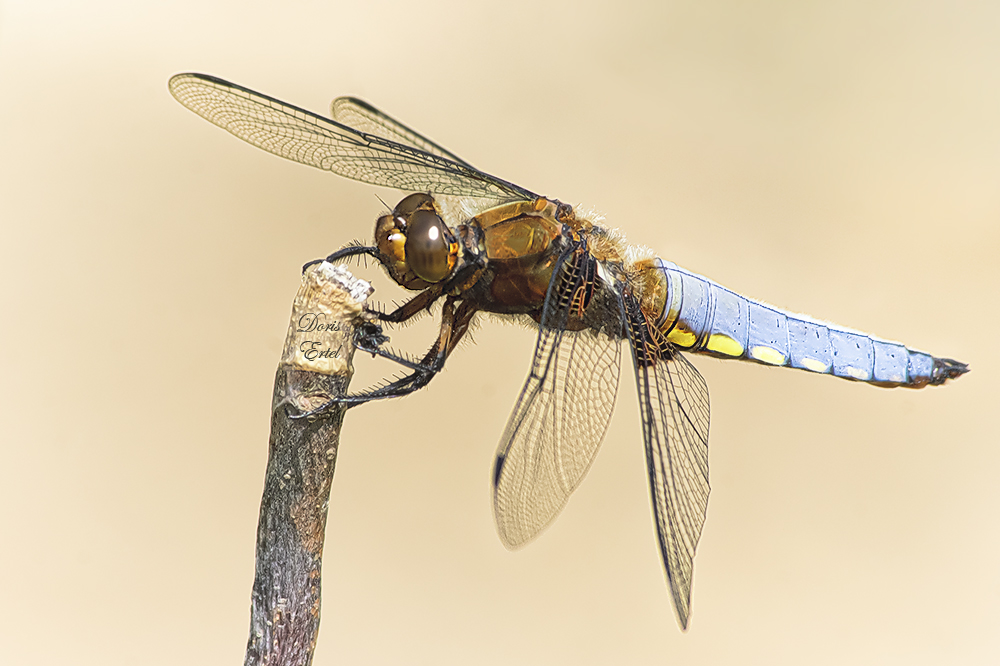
top-left (650, 259), bottom-right (965, 388)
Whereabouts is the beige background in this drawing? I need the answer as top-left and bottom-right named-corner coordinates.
top-left (1, 1), bottom-right (997, 664)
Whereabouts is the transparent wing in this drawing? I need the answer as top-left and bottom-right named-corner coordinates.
top-left (492, 324), bottom-right (622, 548)
top-left (168, 73), bottom-right (536, 202)
top-left (627, 306), bottom-right (711, 630)
top-left (331, 96), bottom-right (472, 166)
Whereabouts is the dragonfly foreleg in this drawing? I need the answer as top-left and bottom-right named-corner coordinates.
top-left (302, 244), bottom-right (383, 273)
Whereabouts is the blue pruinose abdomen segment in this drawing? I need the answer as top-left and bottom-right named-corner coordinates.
top-left (650, 259), bottom-right (966, 388)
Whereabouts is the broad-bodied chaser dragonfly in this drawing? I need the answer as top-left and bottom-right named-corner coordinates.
top-left (169, 73), bottom-right (968, 629)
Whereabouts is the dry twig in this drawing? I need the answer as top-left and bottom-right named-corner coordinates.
top-left (244, 263), bottom-right (372, 666)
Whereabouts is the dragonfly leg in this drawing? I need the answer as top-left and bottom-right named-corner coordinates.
top-left (305, 248), bottom-right (451, 325)
top-left (368, 288), bottom-right (443, 324)
top-left (302, 245), bottom-right (382, 273)
top-left (351, 320), bottom-right (429, 372)
top-left (290, 297), bottom-right (478, 417)
top-left (365, 258), bottom-right (483, 323)
top-left (343, 297), bottom-right (477, 401)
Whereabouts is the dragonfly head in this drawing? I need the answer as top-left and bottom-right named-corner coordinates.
top-left (375, 193), bottom-right (460, 290)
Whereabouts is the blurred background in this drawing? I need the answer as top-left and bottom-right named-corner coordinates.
top-left (1, 1), bottom-right (997, 664)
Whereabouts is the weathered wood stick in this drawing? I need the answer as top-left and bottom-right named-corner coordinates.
top-left (244, 263), bottom-right (372, 666)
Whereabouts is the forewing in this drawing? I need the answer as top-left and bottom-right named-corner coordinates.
top-left (492, 325), bottom-right (622, 548)
top-left (629, 328), bottom-right (710, 630)
top-left (331, 96), bottom-right (473, 166)
top-left (168, 73), bottom-right (536, 201)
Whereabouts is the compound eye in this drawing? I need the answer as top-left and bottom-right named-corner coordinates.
top-left (394, 192), bottom-right (435, 219)
top-left (404, 209), bottom-right (454, 283)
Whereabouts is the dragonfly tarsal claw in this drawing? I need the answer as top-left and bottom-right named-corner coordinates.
top-left (354, 320), bottom-right (390, 352)
top-left (300, 258), bottom-right (324, 274)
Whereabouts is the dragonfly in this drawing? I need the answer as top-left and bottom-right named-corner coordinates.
top-left (169, 73), bottom-right (969, 629)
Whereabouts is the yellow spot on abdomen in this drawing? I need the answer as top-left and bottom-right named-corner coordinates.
top-left (844, 366), bottom-right (870, 380)
top-left (750, 346), bottom-right (786, 365)
top-left (801, 358), bottom-right (830, 373)
top-left (666, 324), bottom-right (697, 348)
top-left (706, 333), bottom-right (744, 357)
